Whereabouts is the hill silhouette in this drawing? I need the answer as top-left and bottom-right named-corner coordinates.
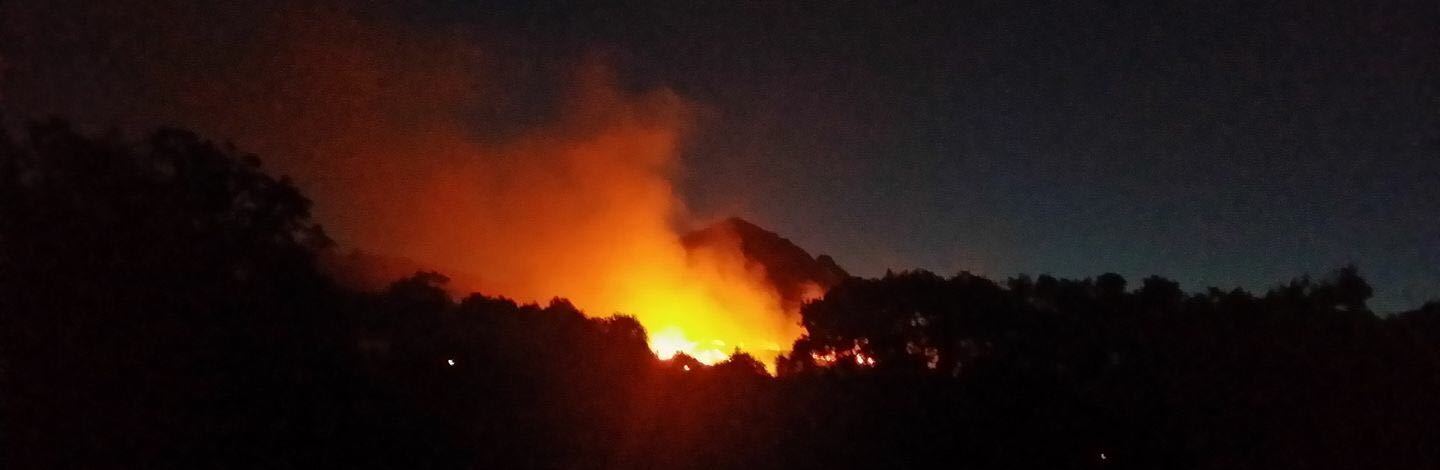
top-left (328, 217), bottom-right (850, 313)
top-left (683, 217), bottom-right (850, 312)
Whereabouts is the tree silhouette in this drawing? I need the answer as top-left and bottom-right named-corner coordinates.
top-left (0, 119), bottom-right (355, 467)
top-left (3, 120), bottom-right (1438, 469)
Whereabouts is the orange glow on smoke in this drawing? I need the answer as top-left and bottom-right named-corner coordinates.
top-left (169, 6), bottom-right (804, 370)
top-left (403, 72), bottom-right (802, 370)
top-left (403, 74), bottom-right (804, 369)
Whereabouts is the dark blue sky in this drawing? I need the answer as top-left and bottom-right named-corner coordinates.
top-left (448, 0), bottom-right (1439, 311)
top-left (5, 0), bottom-right (1438, 311)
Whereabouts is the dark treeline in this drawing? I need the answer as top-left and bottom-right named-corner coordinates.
top-left (3, 122), bottom-right (1439, 469)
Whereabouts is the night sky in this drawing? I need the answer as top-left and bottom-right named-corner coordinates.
top-left (4, 0), bottom-right (1438, 311)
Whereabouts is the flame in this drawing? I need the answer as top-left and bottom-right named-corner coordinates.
top-left (811, 342), bottom-right (877, 368)
top-left (618, 233), bottom-right (798, 368)
top-left (651, 328), bottom-right (729, 365)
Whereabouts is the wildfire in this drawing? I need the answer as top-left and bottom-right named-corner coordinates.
top-left (615, 235), bottom-right (800, 370)
top-left (650, 328), bottom-right (728, 364)
top-left (810, 342), bottom-right (878, 368)
top-left (389, 66), bottom-right (805, 371)
top-left (190, 19), bottom-right (810, 370)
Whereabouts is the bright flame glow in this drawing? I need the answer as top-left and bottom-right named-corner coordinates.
top-left (651, 327), bottom-right (743, 365)
top-left (650, 327), bottom-right (698, 360)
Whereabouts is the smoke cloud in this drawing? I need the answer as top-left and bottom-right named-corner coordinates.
top-left (0, 1), bottom-right (800, 364)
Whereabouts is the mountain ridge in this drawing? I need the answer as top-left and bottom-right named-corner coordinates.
top-left (681, 217), bottom-right (849, 312)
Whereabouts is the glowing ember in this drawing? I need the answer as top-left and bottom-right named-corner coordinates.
top-left (809, 342), bottom-right (878, 368)
top-left (854, 352), bottom-right (875, 366)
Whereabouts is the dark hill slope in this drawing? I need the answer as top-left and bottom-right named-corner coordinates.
top-left (683, 217), bottom-right (849, 311)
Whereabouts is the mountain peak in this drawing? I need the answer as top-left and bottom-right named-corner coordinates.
top-left (683, 217), bottom-right (849, 311)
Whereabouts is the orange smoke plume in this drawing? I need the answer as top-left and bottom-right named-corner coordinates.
top-left (405, 70), bottom-right (803, 367)
top-left (165, 5), bottom-right (802, 367)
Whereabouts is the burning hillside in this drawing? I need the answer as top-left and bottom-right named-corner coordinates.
top-left (327, 217), bottom-right (850, 368)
